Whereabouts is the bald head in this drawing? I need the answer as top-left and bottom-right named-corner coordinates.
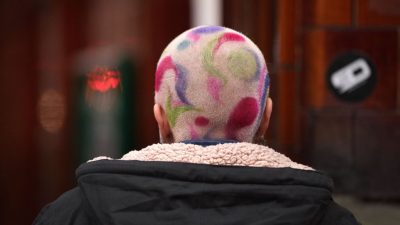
top-left (154, 26), bottom-right (270, 143)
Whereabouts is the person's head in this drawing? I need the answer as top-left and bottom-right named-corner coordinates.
top-left (154, 26), bottom-right (272, 143)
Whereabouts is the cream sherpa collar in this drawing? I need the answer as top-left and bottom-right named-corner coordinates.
top-left (90, 142), bottom-right (313, 171)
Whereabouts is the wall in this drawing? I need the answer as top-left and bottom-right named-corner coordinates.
top-left (0, 0), bottom-right (190, 224)
top-left (300, 0), bottom-right (400, 198)
top-left (224, 0), bottom-right (400, 198)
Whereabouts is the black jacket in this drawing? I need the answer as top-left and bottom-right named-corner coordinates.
top-left (33, 159), bottom-right (360, 225)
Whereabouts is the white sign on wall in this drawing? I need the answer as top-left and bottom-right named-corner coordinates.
top-left (327, 52), bottom-right (377, 102)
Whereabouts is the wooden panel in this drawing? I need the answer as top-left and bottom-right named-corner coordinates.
top-left (303, 109), bottom-right (358, 192)
top-left (302, 0), bottom-right (353, 26)
top-left (354, 111), bottom-right (400, 199)
top-left (276, 0), bottom-right (298, 65)
top-left (302, 30), bottom-right (327, 108)
top-left (357, 0), bottom-right (400, 26)
top-left (275, 71), bottom-right (300, 157)
top-left (0, 1), bottom-right (39, 225)
top-left (302, 29), bottom-right (398, 110)
top-left (35, 0), bottom-right (87, 210)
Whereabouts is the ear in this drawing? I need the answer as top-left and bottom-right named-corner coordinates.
top-left (153, 103), bottom-right (174, 143)
top-left (255, 97), bottom-right (273, 139)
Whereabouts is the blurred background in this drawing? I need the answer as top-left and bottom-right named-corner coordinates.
top-left (0, 0), bottom-right (399, 224)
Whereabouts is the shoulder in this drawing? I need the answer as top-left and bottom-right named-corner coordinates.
top-left (32, 187), bottom-right (90, 225)
top-left (320, 201), bottom-right (361, 225)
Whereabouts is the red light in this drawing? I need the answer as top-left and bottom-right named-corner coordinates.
top-left (87, 67), bottom-right (121, 92)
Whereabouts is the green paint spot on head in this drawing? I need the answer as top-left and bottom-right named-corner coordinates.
top-left (166, 95), bottom-right (199, 128)
top-left (228, 49), bottom-right (257, 80)
top-left (202, 37), bottom-right (227, 83)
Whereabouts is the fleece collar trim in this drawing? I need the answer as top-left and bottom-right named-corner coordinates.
top-left (90, 142), bottom-right (313, 171)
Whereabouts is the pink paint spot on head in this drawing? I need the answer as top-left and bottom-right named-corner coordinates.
top-left (189, 123), bottom-right (200, 139)
top-left (225, 97), bottom-right (259, 140)
top-left (172, 99), bottom-right (184, 107)
top-left (207, 76), bottom-right (223, 101)
top-left (187, 32), bottom-right (200, 42)
top-left (213, 32), bottom-right (245, 54)
top-left (155, 56), bottom-right (175, 92)
top-left (195, 116), bottom-right (209, 127)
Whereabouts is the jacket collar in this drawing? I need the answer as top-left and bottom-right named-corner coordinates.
top-left (181, 139), bottom-right (238, 147)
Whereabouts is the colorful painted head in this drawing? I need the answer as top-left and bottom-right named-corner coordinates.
top-left (155, 26), bottom-right (270, 142)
